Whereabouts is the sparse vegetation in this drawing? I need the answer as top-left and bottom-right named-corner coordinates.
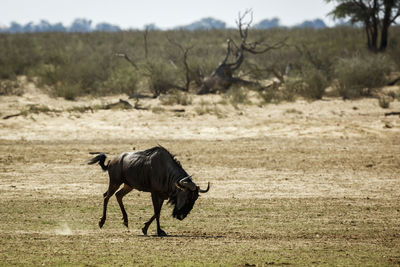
top-left (103, 65), bottom-right (139, 97)
top-left (334, 54), bottom-right (392, 99)
top-left (151, 106), bottom-right (166, 114)
top-left (195, 99), bottom-right (223, 117)
top-left (224, 86), bottom-right (251, 108)
top-left (0, 27), bottom-right (399, 102)
top-left (379, 95), bottom-right (392, 108)
top-left (159, 90), bottom-right (193, 106)
top-left (299, 67), bottom-right (329, 100)
top-left (0, 79), bottom-right (23, 96)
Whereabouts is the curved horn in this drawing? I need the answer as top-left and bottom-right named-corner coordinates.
top-left (179, 175), bottom-right (192, 183)
top-left (198, 182), bottom-right (210, 193)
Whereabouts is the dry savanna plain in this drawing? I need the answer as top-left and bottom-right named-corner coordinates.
top-left (0, 81), bottom-right (400, 266)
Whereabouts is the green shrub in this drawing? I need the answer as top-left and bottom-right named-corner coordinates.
top-left (334, 55), bottom-right (392, 99)
top-left (300, 68), bottom-right (328, 100)
top-left (151, 106), bottom-right (165, 114)
top-left (194, 100), bottom-right (223, 117)
top-left (188, 56), bottom-right (221, 86)
top-left (54, 83), bottom-right (80, 100)
top-left (143, 60), bottom-right (181, 97)
top-left (0, 34), bottom-right (41, 79)
top-left (258, 81), bottom-right (296, 104)
top-left (160, 90), bottom-right (192, 106)
top-left (279, 83), bottom-right (298, 102)
top-left (104, 65), bottom-right (139, 97)
top-left (0, 79), bottom-right (23, 96)
top-left (0, 27), bottom-right (398, 101)
top-left (378, 95), bottom-right (391, 109)
top-left (386, 37), bottom-right (400, 70)
top-left (225, 86), bottom-right (250, 108)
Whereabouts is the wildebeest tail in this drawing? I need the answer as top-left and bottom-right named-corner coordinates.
top-left (88, 153), bottom-right (109, 171)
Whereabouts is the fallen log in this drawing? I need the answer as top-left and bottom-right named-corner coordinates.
top-left (104, 99), bottom-right (133, 109)
top-left (384, 111), bottom-right (400, 116)
top-left (2, 113), bottom-right (23, 120)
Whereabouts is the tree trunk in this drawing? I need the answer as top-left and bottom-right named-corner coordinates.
top-left (379, 0), bottom-right (394, 51)
top-left (380, 24), bottom-right (389, 51)
top-left (365, 22), bottom-right (372, 50)
top-left (370, 26), bottom-right (378, 52)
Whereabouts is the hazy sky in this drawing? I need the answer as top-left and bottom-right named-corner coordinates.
top-left (1, 0), bottom-right (336, 29)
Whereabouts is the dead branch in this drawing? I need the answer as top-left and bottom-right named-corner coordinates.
top-left (198, 10), bottom-right (286, 94)
top-left (143, 27), bottom-right (149, 60)
top-left (384, 111), bottom-right (400, 116)
top-left (387, 76), bottom-right (400, 86)
top-left (104, 99), bottom-right (133, 109)
top-left (2, 113), bottom-right (23, 120)
top-left (172, 109), bottom-right (185, 113)
top-left (115, 53), bottom-right (138, 70)
top-left (167, 36), bottom-right (194, 92)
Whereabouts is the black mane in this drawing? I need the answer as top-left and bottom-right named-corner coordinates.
top-left (141, 145), bottom-right (183, 169)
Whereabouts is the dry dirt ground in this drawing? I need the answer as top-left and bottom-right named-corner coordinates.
top-left (0, 81), bottom-right (400, 266)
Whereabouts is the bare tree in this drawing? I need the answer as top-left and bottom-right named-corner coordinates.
top-left (198, 10), bottom-right (286, 94)
top-left (115, 53), bottom-right (138, 70)
top-left (167, 37), bottom-right (194, 92)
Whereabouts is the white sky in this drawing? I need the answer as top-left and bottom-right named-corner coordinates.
top-left (1, 0), bottom-right (337, 29)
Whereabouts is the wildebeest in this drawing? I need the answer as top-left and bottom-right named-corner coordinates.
top-left (88, 146), bottom-right (210, 236)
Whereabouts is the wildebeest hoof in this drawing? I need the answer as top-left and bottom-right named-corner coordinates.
top-left (142, 227), bottom-right (148, 235)
top-left (158, 229), bottom-right (167, 237)
top-left (123, 220), bottom-right (128, 228)
top-left (99, 218), bottom-right (105, 228)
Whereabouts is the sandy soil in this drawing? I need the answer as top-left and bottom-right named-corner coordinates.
top-left (1, 80), bottom-right (399, 201)
top-left (0, 80), bottom-right (399, 265)
top-left (1, 78), bottom-right (399, 141)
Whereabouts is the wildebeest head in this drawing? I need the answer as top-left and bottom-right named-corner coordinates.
top-left (169, 176), bottom-right (210, 221)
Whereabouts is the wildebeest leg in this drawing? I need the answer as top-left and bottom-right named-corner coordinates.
top-left (152, 193), bottom-right (167, 236)
top-left (115, 184), bottom-right (133, 228)
top-left (142, 214), bottom-right (156, 236)
top-left (99, 183), bottom-right (120, 228)
top-left (141, 193), bottom-right (166, 236)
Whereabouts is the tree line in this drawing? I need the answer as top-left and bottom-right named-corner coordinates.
top-left (1, 17), bottom-right (332, 34)
top-left (1, 19), bottom-right (120, 33)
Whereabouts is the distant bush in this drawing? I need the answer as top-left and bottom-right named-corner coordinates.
top-left (0, 79), bottom-right (23, 95)
top-left (194, 99), bottom-right (223, 117)
top-left (378, 95), bottom-right (391, 109)
top-left (151, 106), bottom-right (165, 114)
top-left (387, 37), bottom-right (400, 70)
top-left (299, 68), bottom-right (328, 100)
top-left (0, 35), bottom-right (41, 79)
top-left (143, 60), bottom-right (181, 97)
top-left (104, 65), bottom-right (139, 97)
top-left (334, 55), bottom-right (392, 99)
top-left (224, 86), bottom-right (250, 108)
top-left (54, 83), bottom-right (80, 100)
top-left (0, 27), bottom-right (399, 101)
top-left (282, 77), bottom-right (303, 101)
top-left (258, 80), bottom-right (297, 104)
top-left (188, 54), bottom-right (221, 86)
top-left (160, 90), bottom-right (193, 106)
